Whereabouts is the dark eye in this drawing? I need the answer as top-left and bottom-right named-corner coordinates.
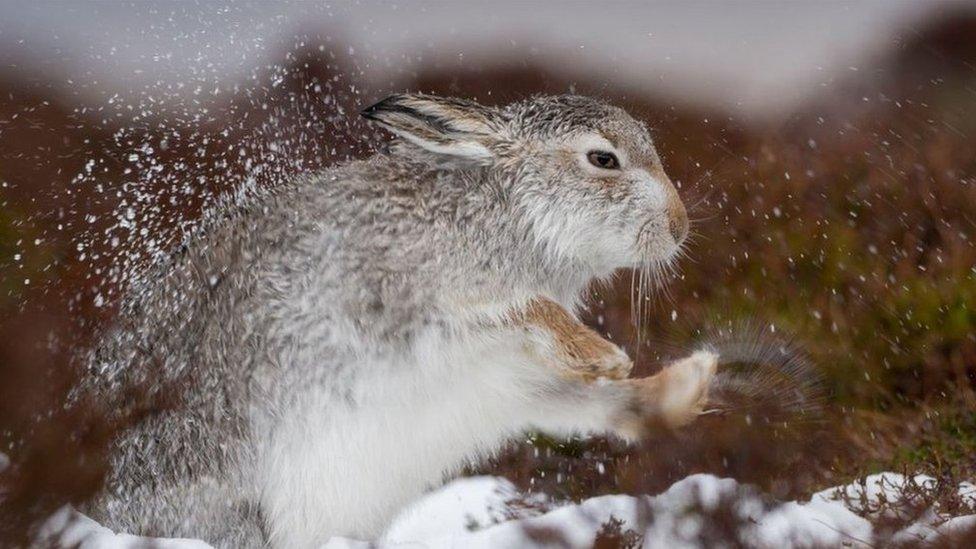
top-left (587, 150), bottom-right (620, 170)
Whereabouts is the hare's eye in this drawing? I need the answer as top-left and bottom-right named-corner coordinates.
top-left (587, 150), bottom-right (620, 170)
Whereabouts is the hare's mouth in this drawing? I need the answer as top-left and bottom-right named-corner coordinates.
top-left (635, 220), bottom-right (685, 263)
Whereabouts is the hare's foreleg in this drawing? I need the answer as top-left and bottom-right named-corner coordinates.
top-left (515, 298), bottom-right (633, 381)
top-left (525, 350), bottom-right (717, 441)
top-left (510, 298), bottom-right (717, 439)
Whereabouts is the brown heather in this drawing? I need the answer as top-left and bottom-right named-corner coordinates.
top-left (2, 12), bottom-right (975, 547)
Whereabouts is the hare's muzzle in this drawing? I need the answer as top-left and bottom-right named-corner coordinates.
top-left (667, 199), bottom-right (690, 244)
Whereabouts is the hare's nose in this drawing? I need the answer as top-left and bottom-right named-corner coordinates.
top-left (668, 201), bottom-right (689, 244)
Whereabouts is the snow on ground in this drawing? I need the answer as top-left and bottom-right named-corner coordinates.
top-left (39, 509), bottom-right (211, 549)
top-left (40, 473), bottom-right (976, 548)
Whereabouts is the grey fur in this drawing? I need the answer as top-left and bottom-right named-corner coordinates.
top-left (77, 94), bottom-right (687, 547)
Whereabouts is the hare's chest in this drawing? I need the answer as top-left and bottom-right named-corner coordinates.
top-left (256, 327), bottom-right (547, 542)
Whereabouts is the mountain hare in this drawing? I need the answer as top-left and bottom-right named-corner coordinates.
top-left (79, 94), bottom-right (717, 548)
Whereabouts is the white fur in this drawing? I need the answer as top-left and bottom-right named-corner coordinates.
top-left (256, 324), bottom-right (624, 547)
top-left (395, 130), bottom-right (493, 161)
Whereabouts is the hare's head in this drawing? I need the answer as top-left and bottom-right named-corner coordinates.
top-left (362, 93), bottom-right (688, 278)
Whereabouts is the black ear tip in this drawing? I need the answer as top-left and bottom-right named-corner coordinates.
top-left (359, 102), bottom-right (382, 120)
top-left (360, 95), bottom-right (403, 119)
top-left (360, 107), bottom-right (378, 121)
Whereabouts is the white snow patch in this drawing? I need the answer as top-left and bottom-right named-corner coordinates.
top-left (382, 475), bottom-right (549, 543)
top-left (37, 507), bottom-right (211, 549)
top-left (37, 473), bottom-right (976, 548)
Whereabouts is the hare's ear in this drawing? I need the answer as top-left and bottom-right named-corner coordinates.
top-left (361, 94), bottom-right (505, 161)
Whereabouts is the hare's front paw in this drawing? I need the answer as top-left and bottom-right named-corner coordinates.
top-left (567, 340), bottom-right (634, 380)
top-left (595, 343), bottom-right (634, 379)
top-left (651, 350), bottom-right (719, 428)
top-left (616, 350), bottom-right (718, 439)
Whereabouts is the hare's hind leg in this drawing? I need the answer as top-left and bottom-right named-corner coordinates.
top-left (528, 350), bottom-right (718, 442)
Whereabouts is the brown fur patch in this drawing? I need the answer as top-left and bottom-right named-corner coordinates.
top-left (510, 298), bottom-right (633, 381)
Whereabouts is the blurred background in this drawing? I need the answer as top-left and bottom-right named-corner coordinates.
top-left (1, 0), bottom-right (975, 543)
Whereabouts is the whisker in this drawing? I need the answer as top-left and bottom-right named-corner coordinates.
top-left (687, 211), bottom-right (723, 224)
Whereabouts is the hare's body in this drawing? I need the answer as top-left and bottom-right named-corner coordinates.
top-left (81, 95), bottom-right (715, 548)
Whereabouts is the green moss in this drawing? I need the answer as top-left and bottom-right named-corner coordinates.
top-left (0, 204), bottom-right (57, 309)
top-left (891, 406), bottom-right (976, 476)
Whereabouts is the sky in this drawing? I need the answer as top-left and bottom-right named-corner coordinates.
top-left (0, 1), bottom-right (970, 119)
